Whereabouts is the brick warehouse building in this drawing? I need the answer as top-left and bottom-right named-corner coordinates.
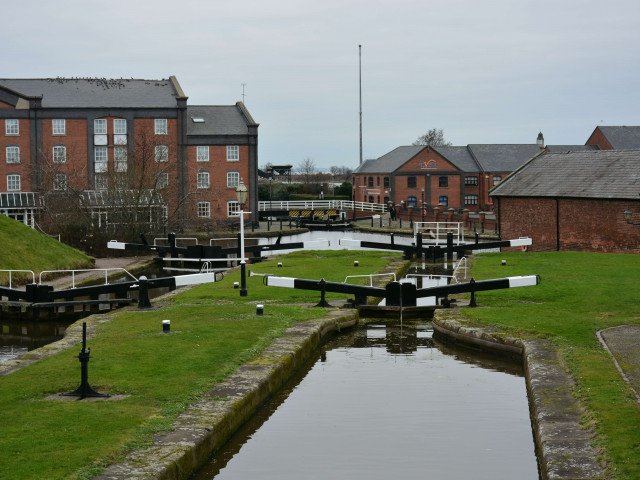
top-left (491, 150), bottom-right (640, 253)
top-left (0, 77), bottom-right (258, 232)
top-left (352, 137), bottom-right (594, 213)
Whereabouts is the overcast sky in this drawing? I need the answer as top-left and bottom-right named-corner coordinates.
top-left (4, 0), bottom-right (640, 170)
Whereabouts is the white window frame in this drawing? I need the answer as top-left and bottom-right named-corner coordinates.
top-left (197, 201), bottom-right (211, 218)
top-left (113, 118), bottom-right (127, 135)
top-left (53, 145), bottom-right (67, 164)
top-left (6, 146), bottom-right (20, 164)
top-left (94, 119), bottom-right (107, 134)
top-left (52, 119), bottom-right (66, 135)
top-left (227, 171), bottom-right (239, 188)
top-left (7, 174), bottom-right (21, 192)
top-left (464, 194), bottom-right (479, 205)
top-left (155, 145), bottom-right (169, 162)
top-left (94, 146), bottom-right (108, 172)
top-left (227, 200), bottom-right (240, 217)
top-left (155, 118), bottom-right (168, 135)
top-left (53, 173), bottom-right (68, 191)
top-left (5, 119), bottom-right (19, 135)
top-left (156, 172), bottom-right (169, 189)
top-left (114, 146), bottom-right (128, 172)
top-left (226, 145), bottom-right (239, 161)
top-left (196, 146), bottom-right (209, 162)
top-left (197, 171), bottom-right (210, 189)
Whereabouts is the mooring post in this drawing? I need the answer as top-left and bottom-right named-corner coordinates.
top-left (446, 232), bottom-right (454, 269)
top-left (469, 278), bottom-right (477, 307)
top-left (138, 276), bottom-right (152, 309)
top-left (316, 278), bottom-right (332, 308)
top-left (62, 322), bottom-right (109, 399)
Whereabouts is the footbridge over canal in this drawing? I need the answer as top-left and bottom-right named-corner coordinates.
top-left (258, 200), bottom-right (387, 220)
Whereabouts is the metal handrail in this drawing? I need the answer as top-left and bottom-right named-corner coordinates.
top-left (414, 221), bottom-right (465, 246)
top-left (153, 237), bottom-right (199, 246)
top-left (209, 237), bottom-right (267, 246)
top-left (452, 256), bottom-right (468, 283)
top-left (258, 200), bottom-right (387, 213)
top-left (344, 272), bottom-right (397, 287)
top-left (0, 269), bottom-right (36, 288)
top-left (38, 268), bottom-right (138, 288)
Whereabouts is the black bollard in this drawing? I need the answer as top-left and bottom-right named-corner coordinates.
top-left (63, 322), bottom-right (109, 399)
top-left (469, 278), bottom-right (477, 307)
top-left (138, 276), bottom-right (152, 309)
top-left (315, 278), bottom-right (332, 307)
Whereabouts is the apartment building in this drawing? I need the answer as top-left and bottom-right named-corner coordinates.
top-left (0, 76), bottom-right (258, 231)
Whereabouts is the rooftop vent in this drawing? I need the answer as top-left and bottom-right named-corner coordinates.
top-left (191, 117), bottom-right (205, 123)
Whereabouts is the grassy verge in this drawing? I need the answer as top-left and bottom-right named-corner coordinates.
top-left (0, 216), bottom-right (93, 283)
top-left (460, 251), bottom-right (640, 480)
top-left (0, 250), bottom-right (400, 480)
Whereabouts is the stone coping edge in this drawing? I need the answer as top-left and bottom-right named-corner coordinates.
top-left (433, 311), bottom-right (605, 480)
top-left (94, 309), bottom-right (360, 480)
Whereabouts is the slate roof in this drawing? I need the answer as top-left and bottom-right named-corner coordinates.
top-left (467, 144), bottom-right (543, 172)
top-left (597, 126), bottom-right (640, 149)
top-left (0, 78), bottom-right (180, 108)
top-left (354, 146), bottom-right (425, 173)
top-left (432, 146), bottom-right (480, 172)
top-left (186, 105), bottom-right (255, 136)
top-left (545, 144), bottom-right (599, 153)
top-left (491, 150), bottom-right (640, 200)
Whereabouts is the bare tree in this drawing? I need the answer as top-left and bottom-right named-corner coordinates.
top-left (298, 158), bottom-right (317, 185)
top-left (412, 128), bottom-right (452, 147)
top-left (329, 166), bottom-right (353, 182)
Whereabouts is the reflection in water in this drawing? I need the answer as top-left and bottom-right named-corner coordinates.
top-left (0, 320), bottom-right (69, 363)
top-left (192, 322), bottom-right (538, 480)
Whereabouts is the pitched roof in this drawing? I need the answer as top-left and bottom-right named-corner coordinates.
top-left (467, 144), bottom-right (543, 171)
top-left (432, 146), bottom-right (480, 172)
top-left (354, 146), bottom-right (425, 173)
top-left (186, 104), bottom-right (256, 136)
top-left (0, 78), bottom-right (180, 108)
top-left (545, 144), bottom-right (599, 153)
top-left (491, 150), bottom-right (640, 200)
top-left (597, 126), bottom-right (640, 149)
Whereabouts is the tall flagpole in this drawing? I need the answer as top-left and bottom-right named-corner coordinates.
top-left (359, 44), bottom-right (363, 165)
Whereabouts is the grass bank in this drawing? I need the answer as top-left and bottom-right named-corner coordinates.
top-left (0, 216), bottom-right (93, 281)
top-left (0, 250), bottom-right (401, 480)
top-left (461, 251), bottom-right (640, 480)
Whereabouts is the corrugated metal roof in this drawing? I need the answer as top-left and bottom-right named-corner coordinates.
top-left (186, 105), bottom-right (250, 136)
top-left (0, 78), bottom-right (179, 108)
top-left (598, 126), bottom-right (640, 149)
top-left (491, 150), bottom-right (640, 199)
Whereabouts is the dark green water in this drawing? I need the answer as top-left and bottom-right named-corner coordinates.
top-left (192, 322), bottom-right (538, 480)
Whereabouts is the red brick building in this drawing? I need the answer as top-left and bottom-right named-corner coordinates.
top-left (0, 77), bottom-right (258, 231)
top-left (491, 150), bottom-right (640, 252)
top-left (352, 139), bottom-right (592, 213)
top-left (586, 126), bottom-right (640, 150)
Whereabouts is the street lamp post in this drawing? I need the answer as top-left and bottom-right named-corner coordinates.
top-left (421, 189), bottom-right (425, 222)
top-left (236, 180), bottom-right (248, 297)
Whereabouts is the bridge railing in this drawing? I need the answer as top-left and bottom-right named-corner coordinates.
top-left (258, 200), bottom-right (387, 213)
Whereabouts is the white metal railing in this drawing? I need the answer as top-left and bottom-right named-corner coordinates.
top-left (38, 268), bottom-right (138, 288)
top-left (153, 237), bottom-right (199, 246)
top-left (258, 200), bottom-right (387, 213)
top-left (452, 257), bottom-right (468, 283)
top-left (209, 237), bottom-right (267, 246)
top-left (0, 269), bottom-right (36, 288)
top-left (344, 272), bottom-right (397, 286)
top-left (404, 274), bottom-right (453, 288)
top-left (414, 222), bottom-right (465, 246)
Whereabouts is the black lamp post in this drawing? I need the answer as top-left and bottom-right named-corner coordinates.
top-left (421, 189), bottom-right (425, 222)
top-left (236, 180), bottom-right (248, 297)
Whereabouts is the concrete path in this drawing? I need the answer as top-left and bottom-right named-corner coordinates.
top-left (598, 325), bottom-right (640, 404)
top-left (43, 256), bottom-right (154, 290)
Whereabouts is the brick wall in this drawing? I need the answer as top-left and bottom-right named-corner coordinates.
top-left (585, 128), bottom-right (612, 149)
top-left (497, 196), bottom-right (640, 253)
top-left (1, 118), bottom-right (31, 190)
